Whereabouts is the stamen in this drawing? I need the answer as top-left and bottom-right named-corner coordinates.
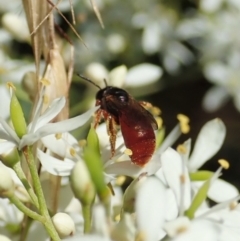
top-left (229, 201), bottom-right (238, 210)
top-left (6, 82), bottom-right (16, 91)
top-left (69, 148), bottom-right (76, 157)
top-left (176, 225), bottom-right (188, 234)
top-left (78, 139), bottom-right (87, 147)
top-left (180, 174), bottom-right (186, 184)
top-left (43, 95), bottom-right (49, 105)
top-left (152, 106), bottom-right (161, 116)
top-left (125, 148), bottom-right (133, 156)
top-left (115, 176), bottom-right (126, 186)
top-left (177, 114), bottom-right (190, 134)
top-left (177, 144), bottom-right (187, 154)
top-left (135, 231), bottom-right (146, 241)
top-left (55, 133), bottom-right (62, 139)
top-left (180, 124), bottom-right (190, 134)
top-left (177, 114), bottom-right (190, 124)
top-left (218, 159), bottom-right (229, 169)
top-left (114, 214), bottom-right (120, 221)
top-left (40, 78), bottom-right (50, 86)
top-left (155, 116), bottom-right (163, 129)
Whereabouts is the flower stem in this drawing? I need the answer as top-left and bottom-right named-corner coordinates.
top-left (13, 162), bottom-right (39, 209)
top-left (9, 195), bottom-right (44, 222)
top-left (23, 146), bottom-right (61, 241)
top-left (82, 204), bottom-right (92, 233)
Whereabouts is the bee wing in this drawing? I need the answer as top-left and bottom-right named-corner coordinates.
top-left (119, 98), bottom-right (158, 130)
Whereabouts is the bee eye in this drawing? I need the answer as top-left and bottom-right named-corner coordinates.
top-left (115, 90), bottom-right (129, 102)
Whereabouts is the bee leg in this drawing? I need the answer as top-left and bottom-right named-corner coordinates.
top-left (94, 109), bottom-right (103, 128)
top-left (107, 115), bottom-right (117, 158)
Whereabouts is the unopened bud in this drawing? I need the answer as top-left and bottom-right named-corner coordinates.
top-left (0, 147), bottom-right (19, 168)
top-left (8, 83), bottom-right (27, 138)
top-left (70, 160), bottom-right (95, 205)
top-left (52, 212), bottom-right (75, 238)
top-left (0, 164), bottom-right (14, 197)
top-left (2, 13), bottom-right (29, 42)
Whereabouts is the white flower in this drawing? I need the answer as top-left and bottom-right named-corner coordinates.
top-left (0, 49), bottom-right (39, 119)
top-left (2, 13), bottom-right (29, 42)
top-left (165, 218), bottom-right (220, 241)
top-left (132, 6), bottom-right (194, 74)
top-left (0, 198), bottom-right (23, 237)
top-left (202, 54), bottom-right (240, 112)
top-left (0, 87), bottom-right (98, 155)
top-left (37, 120), bottom-right (182, 181)
top-left (84, 64), bottom-right (127, 88)
top-left (135, 176), bottom-right (167, 241)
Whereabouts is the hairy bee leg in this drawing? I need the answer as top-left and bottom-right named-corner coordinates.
top-left (107, 116), bottom-right (117, 158)
top-left (94, 109), bottom-right (103, 128)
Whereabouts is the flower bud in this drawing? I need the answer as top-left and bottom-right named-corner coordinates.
top-left (84, 127), bottom-right (111, 213)
top-left (70, 160), bottom-right (95, 206)
top-left (0, 164), bottom-right (14, 197)
top-left (2, 13), bottom-right (30, 42)
top-left (0, 147), bottom-right (19, 168)
top-left (8, 83), bottom-right (27, 138)
top-left (52, 212), bottom-right (75, 238)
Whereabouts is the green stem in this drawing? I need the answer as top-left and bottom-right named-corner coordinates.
top-left (13, 162), bottom-right (39, 209)
top-left (9, 195), bottom-right (44, 223)
top-left (23, 146), bottom-right (61, 241)
top-left (82, 204), bottom-right (92, 233)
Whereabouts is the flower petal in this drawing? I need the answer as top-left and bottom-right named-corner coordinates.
top-left (111, 213), bottom-right (135, 241)
top-left (157, 124), bottom-right (181, 155)
top-left (0, 140), bottom-right (16, 154)
top-left (125, 63), bottom-right (162, 87)
top-left (135, 176), bottom-right (167, 241)
top-left (37, 149), bottom-right (74, 176)
top-left (169, 219), bottom-right (220, 241)
top-left (105, 154), bottom-right (161, 177)
top-left (64, 235), bottom-right (111, 241)
top-left (28, 97), bottom-right (66, 132)
top-left (208, 179), bottom-right (239, 203)
top-left (0, 117), bottom-right (20, 144)
top-left (41, 132), bottom-right (80, 159)
top-left (188, 119), bottom-right (226, 171)
top-left (161, 148), bottom-right (191, 211)
top-left (19, 106), bottom-right (99, 149)
top-left (0, 86), bottom-right (10, 119)
top-left (202, 86), bottom-right (229, 112)
top-left (104, 161), bottom-right (142, 177)
top-left (108, 65), bottom-right (127, 88)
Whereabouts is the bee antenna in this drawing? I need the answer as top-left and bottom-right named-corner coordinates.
top-left (77, 74), bottom-right (101, 90)
top-left (103, 78), bottom-right (108, 87)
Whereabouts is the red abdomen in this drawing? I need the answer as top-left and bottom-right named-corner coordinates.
top-left (119, 118), bottom-right (156, 166)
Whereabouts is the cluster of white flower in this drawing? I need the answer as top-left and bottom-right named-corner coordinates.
top-left (0, 1), bottom-right (240, 240)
